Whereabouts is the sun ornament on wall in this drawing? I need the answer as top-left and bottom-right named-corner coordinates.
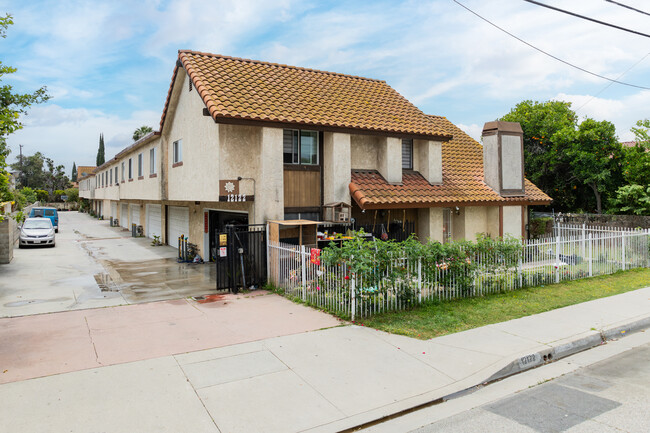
top-left (224, 181), bottom-right (235, 193)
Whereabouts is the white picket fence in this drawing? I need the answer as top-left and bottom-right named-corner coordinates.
top-left (267, 225), bottom-right (650, 320)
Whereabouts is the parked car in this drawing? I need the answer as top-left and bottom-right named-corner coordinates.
top-left (19, 217), bottom-right (56, 248)
top-left (28, 207), bottom-right (59, 232)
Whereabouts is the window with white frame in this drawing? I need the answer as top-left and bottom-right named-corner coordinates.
top-left (121, 162), bottom-right (125, 181)
top-left (149, 148), bottom-right (156, 174)
top-left (138, 153), bottom-right (143, 177)
top-left (283, 129), bottom-right (318, 165)
top-left (128, 158), bottom-right (133, 179)
top-left (173, 140), bottom-right (182, 164)
top-left (402, 139), bottom-right (413, 170)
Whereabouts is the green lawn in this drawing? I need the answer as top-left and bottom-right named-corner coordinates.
top-left (356, 268), bottom-right (650, 340)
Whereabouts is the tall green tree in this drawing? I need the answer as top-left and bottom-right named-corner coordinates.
top-left (132, 125), bottom-right (152, 141)
top-left (10, 151), bottom-right (69, 192)
top-left (499, 100), bottom-right (623, 213)
top-left (610, 119), bottom-right (650, 215)
top-left (0, 14), bottom-right (50, 207)
top-left (96, 133), bottom-right (105, 166)
top-left (71, 162), bottom-right (77, 182)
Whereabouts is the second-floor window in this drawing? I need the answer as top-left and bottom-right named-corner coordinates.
top-left (121, 162), bottom-right (125, 182)
top-left (173, 140), bottom-right (182, 164)
top-left (128, 158), bottom-right (133, 179)
top-left (138, 153), bottom-right (143, 177)
top-left (115, 167), bottom-right (118, 185)
top-left (283, 129), bottom-right (318, 165)
top-left (150, 148), bottom-right (156, 174)
top-left (109, 168), bottom-right (112, 185)
top-left (402, 139), bottom-right (413, 170)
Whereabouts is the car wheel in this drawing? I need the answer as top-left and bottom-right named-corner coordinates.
top-left (55, 229), bottom-right (59, 233)
top-left (18, 243), bottom-right (24, 249)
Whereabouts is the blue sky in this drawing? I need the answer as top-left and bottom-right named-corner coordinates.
top-left (2, 0), bottom-right (650, 176)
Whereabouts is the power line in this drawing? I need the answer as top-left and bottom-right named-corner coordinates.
top-left (605, 0), bottom-right (650, 17)
top-left (575, 51), bottom-right (650, 114)
top-left (452, 0), bottom-right (650, 90)
top-left (523, 0), bottom-right (650, 38)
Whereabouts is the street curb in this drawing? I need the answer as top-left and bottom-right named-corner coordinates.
top-left (335, 315), bottom-right (649, 433)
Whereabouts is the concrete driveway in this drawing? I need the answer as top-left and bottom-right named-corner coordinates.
top-left (1, 211), bottom-right (222, 317)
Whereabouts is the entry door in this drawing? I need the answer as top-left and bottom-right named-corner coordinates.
top-left (168, 206), bottom-right (189, 247)
top-left (146, 204), bottom-right (162, 239)
top-left (208, 210), bottom-right (248, 261)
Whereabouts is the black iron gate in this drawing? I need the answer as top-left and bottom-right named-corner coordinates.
top-left (215, 224), bottom-right (267, 292)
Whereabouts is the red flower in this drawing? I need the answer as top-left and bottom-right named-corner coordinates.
top-left (344, 275), bottom-right (350, 280)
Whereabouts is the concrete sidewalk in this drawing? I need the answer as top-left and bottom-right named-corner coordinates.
top-left (1, 287), bottom-right (649, 433)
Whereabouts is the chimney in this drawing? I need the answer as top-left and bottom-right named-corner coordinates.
top-left (481, 121), bottom-right (525, 197)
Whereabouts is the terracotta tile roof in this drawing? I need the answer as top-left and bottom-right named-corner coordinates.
top-left (160, 50), bottom-right (451, 139)
top-left (349, 115), bottom-right (552, 209)
top-left (76, 166), bottom-right (96, 180)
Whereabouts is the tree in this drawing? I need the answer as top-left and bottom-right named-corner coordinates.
top-left (10, 151), bottom-right (69, 192)
top-left (64, 187), bottom-right (78, 202)
top-left (0, 14), bottom-right (50, 209)
top-left (96, 133), bottom-right (105, 166)
top-left (133, 125), bottom-right (153, 141)
top-left (71, 162), bottom-right (77, 182)
top-left (610, 119), bottom-right (650, 215)
top-left (499, 100), bottom-right (623, 213)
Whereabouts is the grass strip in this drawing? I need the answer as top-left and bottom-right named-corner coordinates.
top-left (356, 268), bottom-right (650, 340)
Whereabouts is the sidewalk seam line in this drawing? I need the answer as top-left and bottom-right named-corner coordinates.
top-left (174, 356), bottom-right (223, 433)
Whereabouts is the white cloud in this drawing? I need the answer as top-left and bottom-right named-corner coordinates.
top-left (457, 123), bottom-right (484, 143)
top-left (6, 105), bottom-right (160, 174)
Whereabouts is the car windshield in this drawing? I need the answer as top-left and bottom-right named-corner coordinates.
top-left (24, 220), bottom-right (52, 229)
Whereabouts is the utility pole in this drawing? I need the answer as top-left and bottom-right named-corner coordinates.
top-left (19, 144), bottom-right (24, 187)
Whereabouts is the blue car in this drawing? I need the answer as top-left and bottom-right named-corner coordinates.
top-left (28, 207), bottom-right (59, 233)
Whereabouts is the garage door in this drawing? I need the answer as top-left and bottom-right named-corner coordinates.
top-left (121, 204), bottom-right (129, 228)
top-left (146, 204), bottom-right (162, 239)
top-left (111, 202), bottom-right (117, 220)
top-left (130, 204), bottom-right (141, 228)
top-left (168, 206), bottom-right (189, 247)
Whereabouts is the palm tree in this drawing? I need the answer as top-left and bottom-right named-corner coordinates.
top-left (133, 126), bottom-right (153, 142)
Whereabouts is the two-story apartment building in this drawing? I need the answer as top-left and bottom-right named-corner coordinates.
top-left (80, 50), bottom-right (551, 261)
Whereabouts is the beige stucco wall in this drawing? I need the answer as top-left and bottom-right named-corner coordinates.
top-left (256, 127), bottom-right (284, 223)
top-left (502, 205), bottom-right (523, 238)
top-left (166, 71), bottom-right (221, 202)
top-left (323, 132), bottom-right (351, 205)
top-left (118, 140), bottom-right (162, 201)
top-left (486, 206), bottom-right (500, 238)
top-left (452, 208), bottom-right (466, 241)
top-left (463, 206), bottom-right (488, 241)
top-left (501, 135), bottom-right (523, 190)
top-left (377, 137), bottom-right (402, 184)
top-left (417, 207), bottom-right (444, 243)
top-left (483, 134), bottom-right (499, 193)
top-left (350, 134), bottom-right (380, 170)
top-left (218, 124), bottom-right (260, 196)
top-left (414, 140), bottom-right (442, 184)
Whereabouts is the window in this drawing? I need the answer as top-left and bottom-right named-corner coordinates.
top-left (138, 153), bottom-right (143, 177)
top-left (109, 168), bottom-right (112, 185)
top-left (173, 140), bottom-right (182, 164)
top-left (121, 162), bottom-right (125, 182)
top-left (115, 167), bottom-right (118, 185)
top-left (102, 172), bottom-right (105, 187)
top-left (149, 148), bottom-right (156, 174)
top-left (283, 129), bottom-right (318, 165)
top-left (128, 158), bottom-right (133, 179)
top-left (402, 139), bottom-right (413, 170)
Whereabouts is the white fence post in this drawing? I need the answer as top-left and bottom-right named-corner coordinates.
top-left (581, 223), bottom-right (586, 258)
top-left (555, 235), bottom-right (560, 283)
top-left (589, 233), bottom-right (594, 277)
top-left (301, 245), bottom-right (307, 301)
top-left (351, 273), bottom-right (356, 322)
top-left (622, 234), bottom-right (626, 271)
top-left (518, 256), bottom-right (523, 288)
top-left (418, 257), bottom-right (422, 304)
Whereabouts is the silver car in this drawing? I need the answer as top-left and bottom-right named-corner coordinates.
top-left (19, 217), bottom-right (56, 248)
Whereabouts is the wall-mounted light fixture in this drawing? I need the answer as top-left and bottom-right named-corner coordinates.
top-left (454, 206), bottom-right (461, 215)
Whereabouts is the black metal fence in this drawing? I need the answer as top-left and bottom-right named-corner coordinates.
top-left (215, 224), bottom-right (266, 292)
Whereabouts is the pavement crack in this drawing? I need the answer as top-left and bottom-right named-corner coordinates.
top-left (174, 357), bottom-right (222, 432)
top-left (84, 316), bottom-right (103, 366)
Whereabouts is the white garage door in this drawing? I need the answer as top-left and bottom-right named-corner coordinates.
top-left (130, 204), bottom-right (140, 228)
top-left (146, 204), bottom-right (162, 239)
top-left (111, 202), bottom-right (117, 220)
top-left (120, 204), bottom-right (129, 228)
top-left (168, 206), bottom-right (189, 247)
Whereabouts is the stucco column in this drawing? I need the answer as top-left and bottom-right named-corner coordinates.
top-left (415, 139), bottom-right (443, 184)
top-left (377, 137), bottom-right (402, 184)
top-left (256, 127), bottom-right (284, 224)
top-left (323, 132), bottom-right (351, 204)
top-left (417, 207), bottom-right (444, 243)
top-left (502, 205), bottom-right (523, 238)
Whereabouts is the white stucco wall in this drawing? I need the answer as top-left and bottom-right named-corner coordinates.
top-left (323, 132), bottom-right (351, 205)
top-left (502, 205), bottom-right (523, 238)
top-left (377, 137), bottom-right (402, 184)
top-left (414, 139), bottom-right (442, 184)
top-left (166, 71), bottom-right (221, 202)
top-left (483, 134), bottom-right (499, 193)
top-left (117, 140), bottom-right (162, 202)
top-left (417, 207), bottom-right (444, 243)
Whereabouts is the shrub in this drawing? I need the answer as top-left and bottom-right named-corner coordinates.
top-left (20, 187), bottom-right (37, 204)
top-left (35, 189), bottom-right (49, 203)
top-left (64, 187), bottom-right (79, 202)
